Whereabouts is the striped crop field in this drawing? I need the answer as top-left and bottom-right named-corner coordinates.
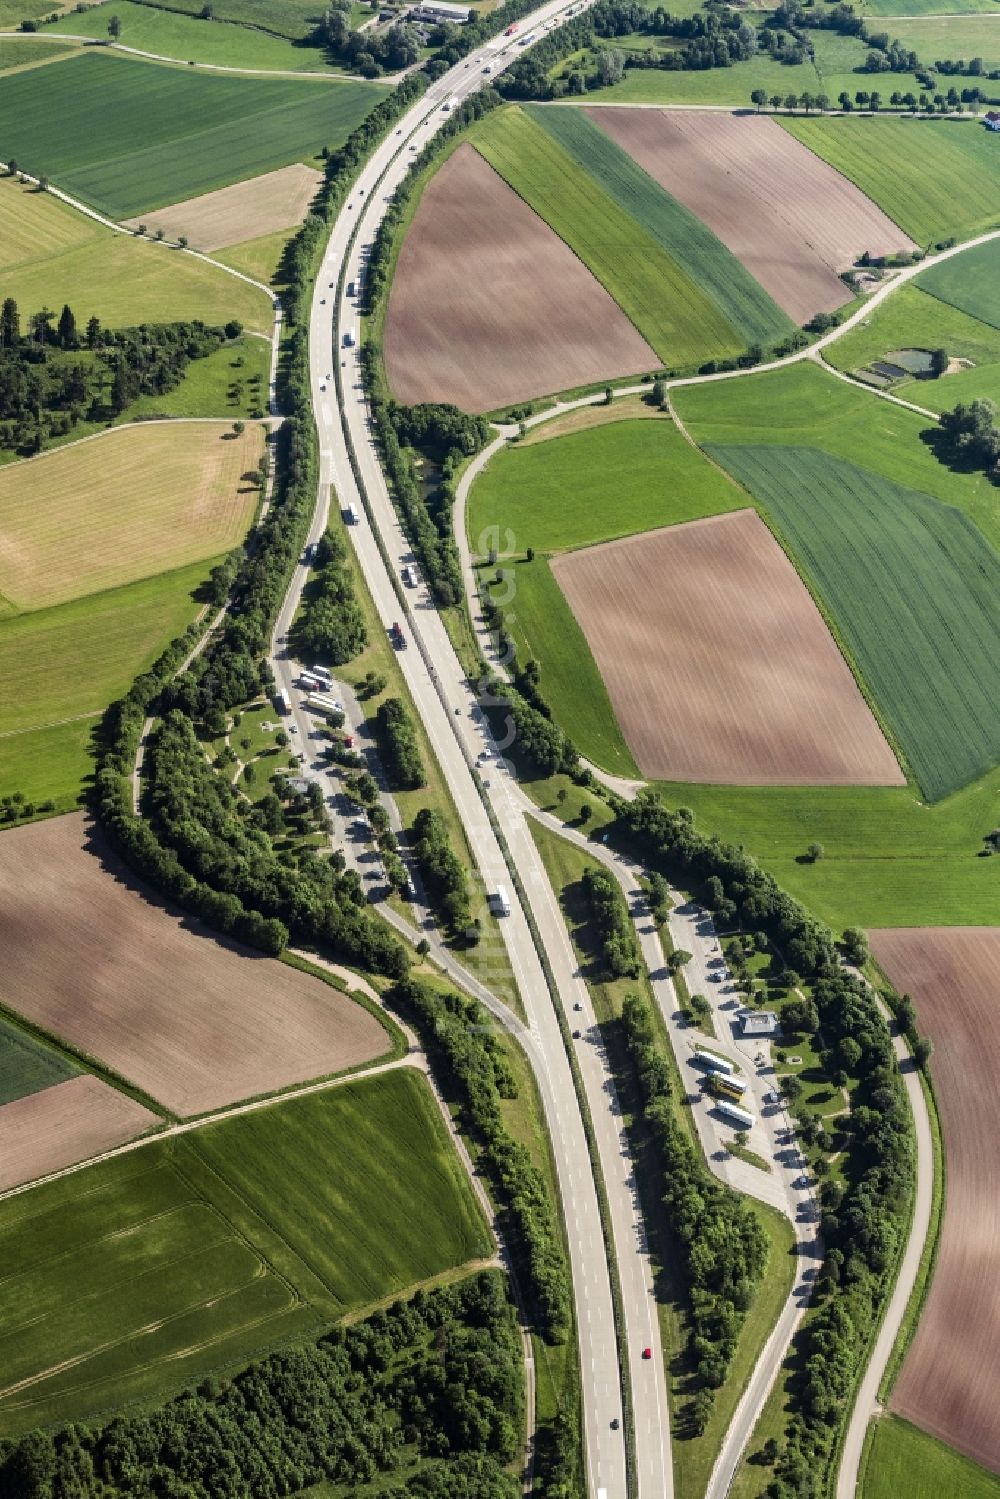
top-left (525, 105), bottom-right (793, 349)
top-left (780, 116), bottom-right (1000, 246)
top-left (705, 445), bottom-right (1000, 801)
top-left (0, 50), bottom-right (383, 218)
top-left (472, 106), bottom-right (742, 368)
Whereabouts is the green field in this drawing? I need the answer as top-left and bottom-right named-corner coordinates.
top-left (127, 333), bottom-right (272, 418)
top-left (865, 0), bottom-right (999, 16)
top-left (780, 115), bottom-right (1000, 245)
top-left (524, 105), bottom-right (792, 346)
top-left (862, 1418), bottom-right (1000, 1499)
top-left (468, 412), bottom-right (743, 554)
top-left (47, 1), bottom-right (343, 70)
top-left (0, 175), bottom-right (271, 333)
top-left (707, 443), bottom-right (1000, 801)
top-left (919, 236), bottom-right (1000, 331)
top-left (128, 0), bottom-right (337, 39)
top-left (483, 558), bottom-right (639, 777)
top-left (0, 1070), bottom-right (490, 1435)
top-left (0, 49), bottom-right (382, 217)
top-left (0, 36), bottom-right (77, 70)
top-left (673, 360), bottom-right (1000, 552)
top-left (886, 15), bottom-right (1000, 71)
top-left (217, 225), bottom-right (296, 287)
top-left (471, 106), bottom-right (743, 367)
top-left (824, 280), bottom-right (1000, 411)
top-left (0, 558), bottom-right (216, 802)
top-left (0, 1013), bottom-right (79, 1105)
top-left (0, 0), bottom-right (63, 24)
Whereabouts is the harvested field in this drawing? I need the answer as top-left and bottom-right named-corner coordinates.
top-left (0, 422), bottom-right (263, 611)
top-left (587, 109), bottom-right (915, 323)
top-left (0, 814), bottom-right (391, 1115)
top-left (870, 926), bottom-right (1000, 1476)
top-left (384, 143), bottom-right (655, 411)
top-left (0, 1075), bottom-right (157, 1190)
top-left (123, 164), bottom-right (322, 252)
top-left (551, 510), bottom-right (904, 784)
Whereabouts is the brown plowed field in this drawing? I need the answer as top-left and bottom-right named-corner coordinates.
top-left (0, 815), bottom-right (390, 1116)
top-left (123, 164), bottom-right (322, 252)
top-left (587, 109), bottom-right (916, 323)
top-left (871, 926), bottom-right (1000, 1476)
top-left (383, 143), bottom-right (655, 412)
top-left (0, 1075), bottom-right (157, 1192)
top-left (551, 510), bottom-right (904, 784)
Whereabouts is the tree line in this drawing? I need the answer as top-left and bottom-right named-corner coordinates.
top-left (582, 865), bottom-right (641, 980)
top-left (411, 807), bottom-right (471, 935)
top-left (391, 978), bottom-right (574, 1352)
top-left (0, 299), bottom-right (242, 454)
top-left (292, 526), bottom-right (369, 665)
top-left (377, 696), bottom-right (427, 790)
top-left (0, 1273), bottom-right (523, 1499)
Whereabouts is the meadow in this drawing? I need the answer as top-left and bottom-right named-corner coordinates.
top-left (863, 1419), bottom-right (1000, 1499)
top-left (0, 36), bottom-right (77, 70)
top-left (886, 15), bottom-right (1000, 72)
top-left (472, 107), bottom-right (742, 367)
top-left (919, 237), bottom-right (1000, 331)
top-left (0, 49), bottom-right (382, 217)
top-left (133, 0), bottom-right (339, 40)
top-left (780, 115), bottom-right (1000, 245)
top-left (468, 411), bottom-right (743, 554)
top-left (707, 444), bottom-right (1000, 801)
top-left (0, 1014), bottom-right (78, 1106)
top-left (0, 1070), bottom-right (489, 1435)
top-left (47, 1), bottom-right (342, 71)
top-left (672, 360), bottom-right (1000, 553)
top-left (524, 105), bottom-right (792, 348)
top-left (0, 423), bottom-right (261, 611)
top-left (217, 225), bottom-right (295, 286)
top-left (0, 177), bottom-right (271, 333)
top-left (126, 332), bottom-right (272, 418)
top-left (482, 557), bottom-right (639, 777)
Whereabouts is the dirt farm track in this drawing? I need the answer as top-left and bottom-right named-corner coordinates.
top-left (871, 926), bottom-right (1000, 1477)
top-left (0, 815), bottom-right (390, 1116)
top-left (552, 510), bottom-right (904, 785)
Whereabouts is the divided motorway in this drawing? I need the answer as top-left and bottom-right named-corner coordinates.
top-left (268, 15), bottom-right (671, 1498)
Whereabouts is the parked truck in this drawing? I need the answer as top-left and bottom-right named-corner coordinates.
top-left (694, 1048), bottom-right (736, 1077)
top-left (714, 1097), bottom-right (755, 1131)
top-left (276, 687), bottom-right (291, 715)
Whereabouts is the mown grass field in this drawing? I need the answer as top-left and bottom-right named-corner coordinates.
top-left (472, 106), bottom-right (742, 367)
top-left (0, 1070), bottom-right (489, 1435)
top-left (524, 105), bottom-right (792, 348)
top-left (127, 333), bottom-right (272, 419)
top-left (707, 443), bottom-right (1000, 801)
top-left (482, 558), bottom-right (639, 778)
top-left (886, 15), bottom-right (1000, 71)
top-left (0, 177), bottom-right (271, 333)
top-left (47, 1), bottom-right (343, 70)
top-left (865, 0), bottom-right (999, 17)
top-left (0, 423), bottom-right (261, 611)
top-left (780, 116), bottom-right (1000, 245)
top-left (919, 237), bottom-right (1000, 332)
top-left (0, 1014), bottom-right (79, 1105)
top-left (0, 50), bottom-right (382, 217)
top-left (217, 225), bottom-right (295, 287)
top-left (468, 413), bottom-right (743, 554)
top-left (134, 0), bottom-right (340, 39)
top-left (862, 1418), bottom-right (1000, 1499)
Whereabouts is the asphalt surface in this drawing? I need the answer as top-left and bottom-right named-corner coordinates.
top-left (266, 14), bottom-right (674, 1496)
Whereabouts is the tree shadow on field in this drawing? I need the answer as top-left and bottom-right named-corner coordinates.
top-left (82, 816), bottom-right (274, 962)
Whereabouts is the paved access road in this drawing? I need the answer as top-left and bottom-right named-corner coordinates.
top-left (268, 14), bottom-right (673, 1498)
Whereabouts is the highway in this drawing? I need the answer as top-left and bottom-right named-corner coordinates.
top-left (267, 12), bottom-right (672, 1497)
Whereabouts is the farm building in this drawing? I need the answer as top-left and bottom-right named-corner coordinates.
top-left (409, 0), bottom-right (471, 20)
top-left (740, 1011), bottom-right (780, 1037)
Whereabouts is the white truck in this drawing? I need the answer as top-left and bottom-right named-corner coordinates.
top-left (694, 1048), bottom-right (736, 1077)
top-left (490, 886), bottom-right (511, 917)
top-left (343, 325), bottom-right (357, 348)
top-left (276, 687), bottom-right (291, 715)
top-left (714, 1097), bottom-right (755, 1131)
top-left (343, 503), bottom-right (359, 525)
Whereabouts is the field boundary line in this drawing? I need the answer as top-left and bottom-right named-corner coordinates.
top-left (0, 710), bottom-right (102, 740)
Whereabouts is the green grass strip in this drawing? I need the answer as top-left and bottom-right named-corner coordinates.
top-left (706, 443), bottom-right (1000, 802)
top-left (526, 104), bottom-right (792, 349)
top-left (472, 105), bottom-right (741, 367)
